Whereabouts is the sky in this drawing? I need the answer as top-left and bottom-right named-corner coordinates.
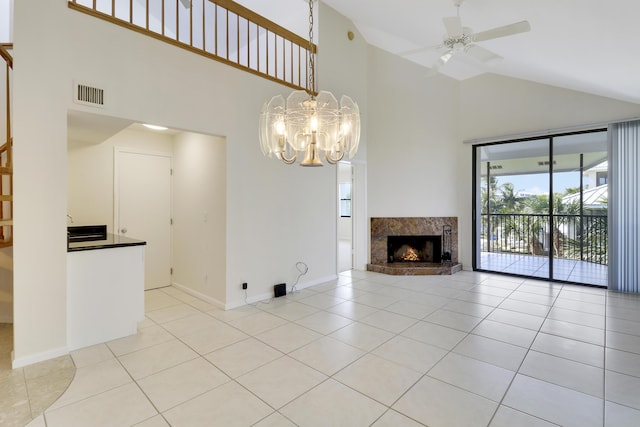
top-left (494, 171), bottom-right (580, 196)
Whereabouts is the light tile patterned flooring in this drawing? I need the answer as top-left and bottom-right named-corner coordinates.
top-left (0, 324), bottom-right (75, 427)
top-left (480, 252), bottom-right (608, 286)
top-left (10, 269), bottom-right (640, 426)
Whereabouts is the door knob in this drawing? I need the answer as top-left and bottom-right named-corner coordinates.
top-left (121, 228), bottom-right (127, 234)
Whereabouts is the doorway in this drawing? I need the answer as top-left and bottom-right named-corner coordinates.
top-left (337, 162), bottom-right (353, 272)
top-left (473, 129), bottom-right (608, 286)
top-left (115, 148), bottom-right (172, 290)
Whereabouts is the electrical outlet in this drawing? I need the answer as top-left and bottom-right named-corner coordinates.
top-left (242, 282), bottom-right (247, 290)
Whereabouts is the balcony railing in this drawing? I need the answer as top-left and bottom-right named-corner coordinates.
top-left (68, 0), bottom-right (315, 92)
top-left (481, 213), bottom-right (608, 265)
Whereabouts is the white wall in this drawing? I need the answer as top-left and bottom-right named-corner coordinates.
top-left (67, 127), bottom-right (173, 232)
top-left (460, 73), bottom-right (640, 142)
top-left (366, 48), bottom-right (461, 219)
top-left (13, 0), bottom-right (361, 365)
top-left (172, 132), bottom-right (226, 305)
top-left (13, 0), bottom-right (69, 366)
top-left (318, 3), bottom-right (369, 270)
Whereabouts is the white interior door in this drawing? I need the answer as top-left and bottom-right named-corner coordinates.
top-left (116, 149), bottom-right (172, 290)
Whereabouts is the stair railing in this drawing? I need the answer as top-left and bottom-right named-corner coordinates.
top-left (68, 0), bottom-right (316, 92)
top-left (0, 43), bottom-right (13, 246)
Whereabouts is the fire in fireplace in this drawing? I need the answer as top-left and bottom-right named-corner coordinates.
top-left (387, 235), bottom-right (442, 263)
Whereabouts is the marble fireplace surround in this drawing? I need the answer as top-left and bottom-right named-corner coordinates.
top-left (367, 217), bottom-right (462, 275)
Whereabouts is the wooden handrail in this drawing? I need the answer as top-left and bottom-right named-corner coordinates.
top-left (0, 140), bottom-right (10, 154)
top-left (0, 45), bottom-right (12, 69)
top-left (211, 0), bottom-right (316, 54)
top-left (68, 0), bottom-right (316, 92)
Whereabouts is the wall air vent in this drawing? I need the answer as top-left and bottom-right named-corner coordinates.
top-left (73, 82), bottom-right (105, 108)
top-left (490, 165), bottom-right (503, 170)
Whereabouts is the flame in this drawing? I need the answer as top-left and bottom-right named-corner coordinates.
top-left (401, 247), bottom-right (420, 261)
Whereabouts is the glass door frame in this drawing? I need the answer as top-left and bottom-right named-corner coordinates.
top-left (472, 128), bottom-right (608, 286)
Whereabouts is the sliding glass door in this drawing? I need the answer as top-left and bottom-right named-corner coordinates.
top-left (477, 139), bottom-right (550, 280)
top-left (474, 130), bottom-right (608, 286)
top-left (551, 133), bottom-right (608, 285)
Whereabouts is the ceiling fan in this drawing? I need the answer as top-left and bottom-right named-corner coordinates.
top-left (405, 0), bottom-right (531, 74)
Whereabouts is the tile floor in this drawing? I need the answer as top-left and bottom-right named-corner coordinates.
top-left (480, 252), bottom-right (608, 286)
top-left (11, 269), bottom-right (640, 426)
top-left (0, 324), bottom-right (75, 427)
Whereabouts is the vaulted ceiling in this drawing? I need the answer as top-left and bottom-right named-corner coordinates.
top-left (269, 0), bottom-right (640, 105)
top-left (321, 0), bottom-right (640, 104)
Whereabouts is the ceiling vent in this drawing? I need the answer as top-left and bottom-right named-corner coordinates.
top-left (73, 82), bottom-right (105, 108)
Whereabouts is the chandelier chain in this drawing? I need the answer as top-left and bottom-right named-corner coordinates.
top-left (259, 0), bottom-right (360, 166)
top-left (308, 0), bottom-right (315, 95)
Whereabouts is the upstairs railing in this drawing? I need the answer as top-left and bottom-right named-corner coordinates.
top-left (0, 43), bottom-right (13, 247)
top-left (68, 0), bottom-right (315, 92)
top-left (481, 213), bottom-right (608, 265)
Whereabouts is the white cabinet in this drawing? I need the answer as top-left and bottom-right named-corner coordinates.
top-left (67, 245), bottom-right (145, 351)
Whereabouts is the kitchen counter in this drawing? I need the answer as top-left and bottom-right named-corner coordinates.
top-left (66, 225), bottom-right (146, 351)
top-left (67, 233), bottom-right (146, 252)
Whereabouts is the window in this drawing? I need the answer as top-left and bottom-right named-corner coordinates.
top-left (339, 183), bottom-right (352, 217)
top-left (596, 171), bottom-right (607, 186)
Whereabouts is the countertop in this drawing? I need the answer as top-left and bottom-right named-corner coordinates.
top-left (67, 233), bottom-right (146, 252)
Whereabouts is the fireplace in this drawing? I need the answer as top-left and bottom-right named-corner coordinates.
top-left (387, 235), bottom-right (441, 263)
top-left (367, 217), bottom-right (462, 275)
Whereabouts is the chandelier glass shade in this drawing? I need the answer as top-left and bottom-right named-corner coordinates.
top-left (259, 90), bottom-right (360, 166)
top-left (259, 0), bottom-right (360, 167)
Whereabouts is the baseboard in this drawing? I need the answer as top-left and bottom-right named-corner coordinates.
top-left (174, 274), bottom-right (339, 311)
top-left (291, 274), bottom-right (338, 292)
top-left (12, 345), bottom-right (69, 369)
top-left (171, 282), bottom-right (226, 310)
top-left (225, 274), bottom-right (339, 310)
top-left (225, 290), bottom-right (273, 310)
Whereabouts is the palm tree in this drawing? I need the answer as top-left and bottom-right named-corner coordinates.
top-left (480, 176), bottom-right (500, 214)
top-left (499, 182), bottom-right (523, 213)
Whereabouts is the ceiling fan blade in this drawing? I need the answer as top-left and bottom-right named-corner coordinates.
top-left (443, 16), bottom-right (463, 37)
top-left (472, 20), bottom-right (531, 42)
top-left (398, 43), bottom-right (445, 57)
top-left (464, 44), bottom-right (502, 63)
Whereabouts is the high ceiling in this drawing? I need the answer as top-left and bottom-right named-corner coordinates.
top-left (320, 0), bottom-right (640, 104)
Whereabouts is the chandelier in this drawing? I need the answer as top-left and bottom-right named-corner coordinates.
top-left (259, 0), bottom-right (360, 167)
